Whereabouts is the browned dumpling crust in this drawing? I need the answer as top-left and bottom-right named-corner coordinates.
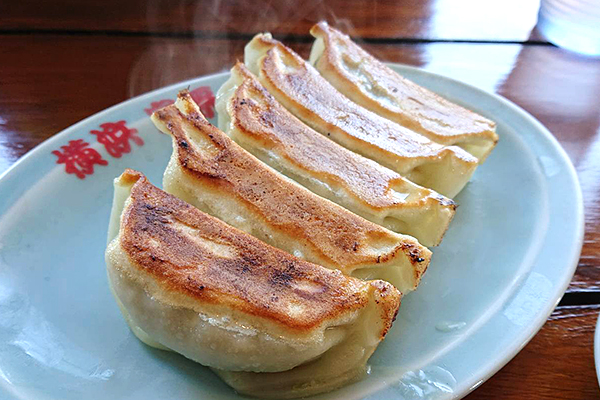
top-left (151, 91), bottom-right (431, 294)
top-left (309, 21), bottom-right (498, 162)
top-left (112, 169), bottom-right (399, 333)
top-left (105, 169), bottom-right (402, 398)
top-left (216, 62), bottom-right (456, 246)
top-left (244, 33), bottom-right (479, 198)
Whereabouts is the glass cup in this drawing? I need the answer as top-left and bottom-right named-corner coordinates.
top-left (537, 0), bottom-right (600, 56)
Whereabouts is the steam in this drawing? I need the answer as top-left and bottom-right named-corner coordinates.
top-left (126, 0), bottom-right (359, 98)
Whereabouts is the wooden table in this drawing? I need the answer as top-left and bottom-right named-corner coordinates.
top-left (1, 1), bottom-right (599, 398)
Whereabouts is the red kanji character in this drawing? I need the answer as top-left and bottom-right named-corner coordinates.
top-left (90, 120), bottom-right (144, 158)
top-left (144, 99), bottom-right (174, 116)
top-left (190, 86), bottom-right (215, 118)
top-left (52, 139), bottom-right (108, 179)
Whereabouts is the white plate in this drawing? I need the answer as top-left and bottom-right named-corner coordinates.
top-left (596, 312), bottom-right (600, 387)
top-left (0, 64), bottom-right (583, 400)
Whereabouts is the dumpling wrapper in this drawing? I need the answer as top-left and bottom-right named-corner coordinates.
top-left (309, 21), bottom-right (498, 162)
top-left (105, 169), bottom-right (401, 398)
top-left (151, 91), bottom-right (431, 294)
top-left (216, 62), bottom-right (456, 247)
top-left (244, 33), bottom-right (479, 198)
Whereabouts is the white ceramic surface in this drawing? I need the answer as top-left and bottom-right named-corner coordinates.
top-left (0, 64), bottom-right (584, 400)
top-left (595, 312), bottom-right (600, 388)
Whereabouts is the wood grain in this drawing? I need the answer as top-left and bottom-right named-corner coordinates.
top-left (465, 305), bottom-right (600, 399)
top-left (0, 0), bottom-right (543, 42)
top-left (0, 35), bottom-right (244, 174)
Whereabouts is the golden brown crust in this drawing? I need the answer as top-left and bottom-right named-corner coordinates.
top-left (152, 92), bottom-right (431, 271)
top-left (310, 22), bottom-right (498, 158)
top-left (229, 63), bottom-right (455, 212)
top-left (118, 169), bottom-right (400, 333)
top-left (250, 34), bottom-right (478, 166)
top-left (369, 279), bottom-right (399, 338)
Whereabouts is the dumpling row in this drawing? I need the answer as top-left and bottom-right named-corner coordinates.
top-left (105, 21), bottom-right (497, 400)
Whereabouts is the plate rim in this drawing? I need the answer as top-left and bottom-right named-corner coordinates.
top-left (394, 65), bottom-right (583, 397)
top-left (0, 63), bottom-right (585, 400)
top-left (596, 311), bottom-right (600, 387)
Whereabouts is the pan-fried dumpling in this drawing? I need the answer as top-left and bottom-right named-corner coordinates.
top-left (216, 62), bottom-right (456, 247)
top-left (309, 21), bottom-right (498, 161)
top-left (105, 169), bottom-right (401, 398)
top-left (150, 91), bottom-right (430, 294)
top-left (244, 33), bottom-right (479, 198)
